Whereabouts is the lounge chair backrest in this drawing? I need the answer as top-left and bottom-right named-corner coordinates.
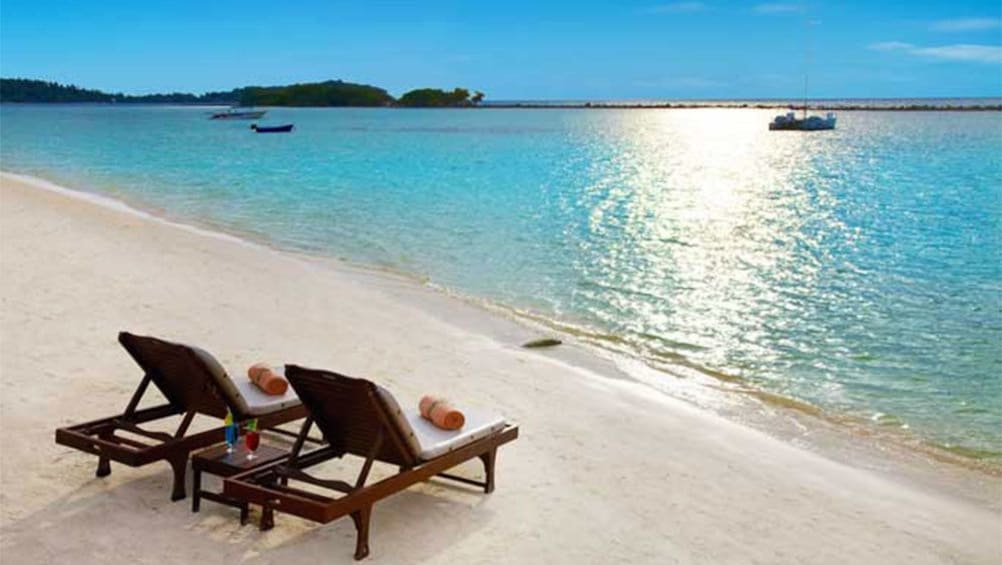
top-left (118, 332), bottom-right (232, 419)
top-left (284, 365), bottom-right (419, 467)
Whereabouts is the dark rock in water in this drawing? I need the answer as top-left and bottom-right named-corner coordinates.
top-left (522, 337), bottom-right (562, 348)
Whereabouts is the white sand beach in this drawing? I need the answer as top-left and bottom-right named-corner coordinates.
top-left (1, 171), bottom-right (1000, 564)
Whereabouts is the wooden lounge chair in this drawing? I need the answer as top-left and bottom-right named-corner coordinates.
top-left (223, 365), bottom-right (519, 560)
top-left (55, 331), bottom-right (307, 501)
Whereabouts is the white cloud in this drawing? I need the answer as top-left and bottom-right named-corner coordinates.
top-left (930, 17), bottom-right (1001, 32)
top-left (649, 2), bottom-right (707, 14)
top-left (911, 44), bottom-right (1002, 63)
top-left (868, 41), bottom-right (1002, 63)
top-left (754, 3), bottom-right (804, 14)
top-left (868, 41), bottom-right (915, 51)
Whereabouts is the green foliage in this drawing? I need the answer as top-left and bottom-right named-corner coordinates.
top-left (1, 77), bottom-right (483, 108)
top-left (0, 78), bottom-right (116, 103)
top-left (397, 87), bottom-right (483, 107)
top-left (238, 80), bottom-right (394, 107)
top-left (0, 78), bottom-right (242, 104)
top-left (127, 90), bottom-right (240, 104)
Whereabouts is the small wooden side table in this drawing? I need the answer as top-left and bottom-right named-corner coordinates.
top-left (192, 443), bottom-right (288, 528)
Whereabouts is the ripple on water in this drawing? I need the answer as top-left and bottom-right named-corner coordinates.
top-left (2, 105), bottom-right (1000, 460)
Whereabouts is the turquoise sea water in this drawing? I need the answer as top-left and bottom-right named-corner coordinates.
top-left (2, 104), bottom-right (1000, 458)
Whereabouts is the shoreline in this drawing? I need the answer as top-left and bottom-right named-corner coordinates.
top-left (3, 169), bottom-right (1000, 484)
top-left (3, 170), bottom-right (999, 479)
top-left (1, 171), bottom-right (1000, 562)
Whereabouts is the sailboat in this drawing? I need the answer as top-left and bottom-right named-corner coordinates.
top-left (769, 10), bottom-right (836, 131)
top-left (769, 110), bottom-right (836, 131)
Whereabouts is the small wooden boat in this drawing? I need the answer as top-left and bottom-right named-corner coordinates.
top-left (251, 124), bottom-right (294, 133)
top-left (210, 109), bottom-right (267, 120)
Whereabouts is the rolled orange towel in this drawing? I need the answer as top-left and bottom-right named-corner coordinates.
top-left (419, 395), bottom-right (465, 430)
top-left (247, 363), bottom-right (289, 396)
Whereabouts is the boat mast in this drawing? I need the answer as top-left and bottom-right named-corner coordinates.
top-left (802, 6), bottom-right (811, 120)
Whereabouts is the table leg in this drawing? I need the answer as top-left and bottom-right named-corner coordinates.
top-left (240, 504), bottom-right (249, 525)
top-left (260, 506), bottom-right (274, 531)
top-left (191, 468), bottom-right (201, 513)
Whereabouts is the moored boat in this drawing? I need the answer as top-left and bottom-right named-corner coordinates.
top-left (769, 111), bottom-right (836, 131)
top-left (250, 124), bottom-right (294, 133)
top-left (768, 6), bottom-right (837, 132)
top-left (210, 108), bottom-right (267, 120)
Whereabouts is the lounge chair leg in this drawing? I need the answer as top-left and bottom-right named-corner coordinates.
top-left (96, 456), bottom-right (111, 478)
top-left (94, 430), bottom-right (114, 477)
top-left (168, 455), bottom-right (188, 502)
top-left (260, 507), bottom-right (274, 531)
top-left (479, 448), bottom-right (496, 494)
top-left (350, 505), bottom-right (372, 560)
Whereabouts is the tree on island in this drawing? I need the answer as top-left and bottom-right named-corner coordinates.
top-left (1, 78), bottom-right (488, 108)
top-left (238, 80), bottom-right (394, 107)
top-left (397, 87), bottom-right (485, 107)
top-left (0, 78), bottom-right (116, 103)
top-left (0, 78), bottom-right (243, 104)
top-left (1, 78), bottom-right (396, 107)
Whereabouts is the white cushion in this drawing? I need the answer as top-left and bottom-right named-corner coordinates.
top-left (374, 386), bottom-right (506, 461)
top-left (404, 408), bottom-right (507, 460)
top-left (188, 345), bottom-right (245, 412)
top-left (375, 386), bottom-right (424, 458)
top-left (186, 344), bottom-right (300, 418)
top-left (231, 373), bottom-right (302, 416)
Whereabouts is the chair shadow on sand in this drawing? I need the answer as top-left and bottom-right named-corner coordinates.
top-left (1, 455), bottom-right (497, 564)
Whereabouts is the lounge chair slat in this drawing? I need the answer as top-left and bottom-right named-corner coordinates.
top-left (71, 404), bottom-right (181, 436)
top-left (109, 433), bottom-right (152, 449)
top-left (111, 419), bottom-right (175, 443)
top-left (435, 472), bottom-right (487, 489)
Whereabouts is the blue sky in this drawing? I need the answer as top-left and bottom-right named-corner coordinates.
top-left (1, 1), bottom-right (1000, 99)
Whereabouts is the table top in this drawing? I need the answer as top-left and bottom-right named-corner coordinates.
top-left (193, 443), bottom-right (289, 476)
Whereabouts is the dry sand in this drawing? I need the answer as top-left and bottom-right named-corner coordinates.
top-left (0, 172), bottom-right (999, 564)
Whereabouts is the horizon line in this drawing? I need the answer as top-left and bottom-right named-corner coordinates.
top-left (2, 76), bottom-right (999, 103)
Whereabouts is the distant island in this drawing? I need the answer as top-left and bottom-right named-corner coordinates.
top-left (1, 78), bottom-right (999, 111)
top-left (398, 88), bottom-right (485, 107)
top-left (0, 78), bottom-right (485, 108)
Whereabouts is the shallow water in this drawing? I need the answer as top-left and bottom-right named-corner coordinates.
top-left (2, 104), bottom-right (1000, 458)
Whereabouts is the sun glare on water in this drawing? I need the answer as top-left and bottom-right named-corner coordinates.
top-left (569, 109), bottom-right (852, 399)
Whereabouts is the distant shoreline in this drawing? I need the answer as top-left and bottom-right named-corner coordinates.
top-left (5, 78), bottom-right (999, 111)
top-left (3, 101), bottom-right (1000, 111)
